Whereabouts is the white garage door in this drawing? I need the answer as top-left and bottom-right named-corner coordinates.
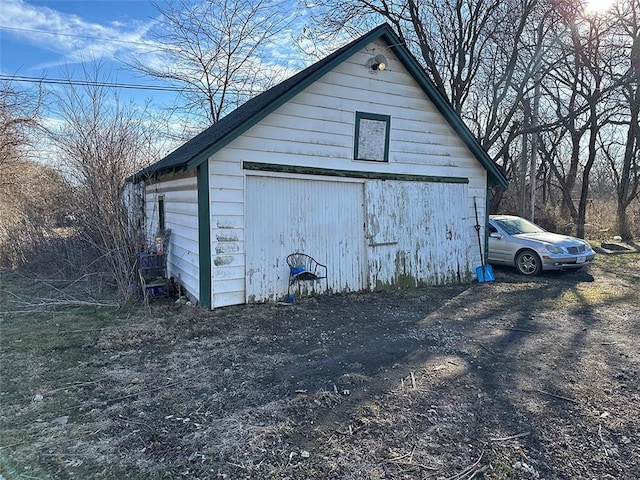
top-left (365, 180), bottom-right (472, 287)
top-left (245, 175), bottom-right (367, 303)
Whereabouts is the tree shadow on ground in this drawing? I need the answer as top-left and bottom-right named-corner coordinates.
top-left (206, 262), bottom-right (638, 478)
top-left (2, 260), bottom-right (637, 479)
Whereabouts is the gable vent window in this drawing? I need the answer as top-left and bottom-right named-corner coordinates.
top-left (354, 111), bottom-right (390, 162)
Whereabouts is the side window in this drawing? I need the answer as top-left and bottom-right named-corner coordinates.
top-left (354, 112), bottom-right (390, 162)
top-left (488, 225), bottom-right (498, 234)
top-left (158, 195), bottom-right (165, 232)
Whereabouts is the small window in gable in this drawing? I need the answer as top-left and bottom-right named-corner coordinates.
top-left (354, 112), bottom-right (390, 162)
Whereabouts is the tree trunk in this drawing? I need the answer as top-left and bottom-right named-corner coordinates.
top-left (576, 104), bottom-right (599, 239)
top-left (616, 83), bottom-right (640, 240)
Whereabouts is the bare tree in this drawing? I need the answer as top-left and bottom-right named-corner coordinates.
top-left (0, 159), bottom-right (70, 269)
top-left (305, 0), bottom-right (542, 136)
top-left (538, 0), bottom-right (629, 237)
top-left (0, 82), bottom-right (65, 268)
top-left (605, 0), bottom-right (640, 239)
top-left (48, 63), bottom-right (160, 300)
top-left (0, 82), bottom-right (42, 189)
top-left (302, 0), bottom-right (638, 237)
top-left (135, 0), bottom-right (294, 127)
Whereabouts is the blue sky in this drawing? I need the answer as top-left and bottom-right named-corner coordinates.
top-left (1, 0), bottom-right (160, 81)
top-left (0, 0), bottom-right (314, 115)
top-left (0, 0), bottom-right (314, 163)
top-left (0, 0), bottom-right (616, 97)
top-left (0, 0), bottom-right (326, 166)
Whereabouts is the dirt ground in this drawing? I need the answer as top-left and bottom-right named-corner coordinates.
top-left (1, 253), bottom-right (639, 479)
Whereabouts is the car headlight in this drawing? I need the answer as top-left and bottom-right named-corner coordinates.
top-left (545, 244), bottom-right (564, 254)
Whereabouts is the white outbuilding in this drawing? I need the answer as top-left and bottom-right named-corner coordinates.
top-left (132, 24), bottom-right (508, 308)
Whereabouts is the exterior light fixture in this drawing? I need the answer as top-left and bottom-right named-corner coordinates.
top-left (367, 54), bottom-right (388, 71)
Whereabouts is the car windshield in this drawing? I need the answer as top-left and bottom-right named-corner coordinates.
top-left (493, 217), bottom-right (546, 235)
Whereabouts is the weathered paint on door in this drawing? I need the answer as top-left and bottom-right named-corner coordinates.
top-left (245, 175), bottom-right (367, 303)
top-left (365, 180), bottom-right (473, 288)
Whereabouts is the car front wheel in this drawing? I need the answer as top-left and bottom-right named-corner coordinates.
top-left (516, 249), bottom-right (542, 276)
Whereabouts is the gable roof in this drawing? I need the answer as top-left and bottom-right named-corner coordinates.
top-left (135, 24), bottom-right (508, 188)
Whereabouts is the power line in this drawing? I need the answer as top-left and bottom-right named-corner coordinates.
top-left (0, 74), bottom-right (188, 92)
top-left (1, 74), bottom-right (264, 95)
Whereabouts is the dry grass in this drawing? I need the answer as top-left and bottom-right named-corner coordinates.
top-left (529, 198), bottom-right (640, 240)
top-left (553, 283), bottom-right (628, 307)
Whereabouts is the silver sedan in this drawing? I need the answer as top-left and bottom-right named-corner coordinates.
top-left (488, 215), bottom-right (596, 275)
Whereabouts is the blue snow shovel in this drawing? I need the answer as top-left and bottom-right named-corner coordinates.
top-left (474, 197), bottom-right (495, 283)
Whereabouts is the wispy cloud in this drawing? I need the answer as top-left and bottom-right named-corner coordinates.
top-left (0, 0), bottom-right (159, 71)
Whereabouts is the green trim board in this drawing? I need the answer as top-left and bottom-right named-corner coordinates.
top-left (196, 163), bottom-right (211, 309)
top-left (243, 162), bottom-right (469, 184)
top-left (354, 112), bottom-right (391, 162)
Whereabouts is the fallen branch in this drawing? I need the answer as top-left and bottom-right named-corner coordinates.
top-left (501, 327), bottom-right (537, 333)
top-left (466, 464), bottom-right (491, 478)
top-left (106, 382), bottom-right (182, 404)
top-left (2, 298), bottom-right (119, 312)
top-left (387, 445), bottom-right (416, 462)
top-left (534, 388), bottom-right (578, 404)
top-left (476, 342), bottom-right (496, 355)
top-left (59, 322), bottom-right (148, 335)
top-left (106, 372), bottom-right (207, 404)
top-left (45, 380), bottom-right (101, 395)
top-left (334, 425), bottom-right (362, 436)
top-left (0, 440), bottom-right (29, 450)
top-left (391, 460), bottom-right (439, 471)
top-left (490, 431), bottom-right (530, 442)
top-left (444, 449), bottom-right (484, 480)
top-left (384, 445), bottom-right (439, 472)
top-left (36, 298), bottom-right (119, 308)
top-left (598, 423), bottom-right (609, 457)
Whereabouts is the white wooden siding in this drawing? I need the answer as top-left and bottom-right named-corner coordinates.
top-left (144, 175), bottom-right (199, 301)
top-left (245, 175), bottom-right (366, 303)
top-left (209, 158), bottom-right (245, 308)
top-left (365, 181), bottom-right (474, 287)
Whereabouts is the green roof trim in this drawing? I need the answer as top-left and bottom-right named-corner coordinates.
top-left (136, 24), bottom-right (507, 189)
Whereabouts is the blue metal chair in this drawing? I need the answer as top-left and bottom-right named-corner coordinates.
top-left (286, 253), bottom-right (327, 301)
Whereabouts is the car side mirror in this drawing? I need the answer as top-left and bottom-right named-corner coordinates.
top-left (489, 232), bottom-right (502, 239)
